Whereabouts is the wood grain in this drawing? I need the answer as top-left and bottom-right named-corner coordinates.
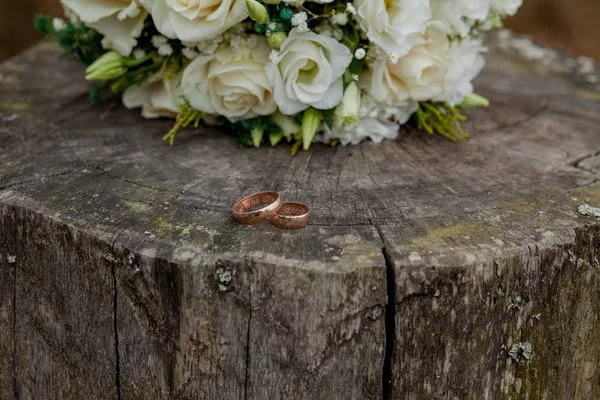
top-left (0, 34), bottom-right (599, 399)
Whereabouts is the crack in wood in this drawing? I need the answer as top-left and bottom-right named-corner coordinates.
top-left (479, 103), bottom-right (549, 133)
top-left (569, 149), bottom-right (600, 175)
top-left (0, 170), bottom-right (73, 192)
top-left (111, 229), bottom-right (125, 400)
top-left (90, 164), bottom-right (176, 194)
top-left (244, 262), bottom-right (253, 400)
top-left (375, 225), bottom-right (396, 400)
top-left (12, 254), bottom-right (18, 400)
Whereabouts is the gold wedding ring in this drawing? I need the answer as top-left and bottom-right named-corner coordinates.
top-left (271, 202), bottom-right (310, 230)
top-left (233, 191), bottom-right (282, 225)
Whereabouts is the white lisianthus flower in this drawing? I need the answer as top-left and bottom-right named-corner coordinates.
top-left (123, 75), bottom-right (181, 119)
top-left (363, 22), bottom-right (450, 103)
top-left (142, 0), bottom-right (247, 43)
top-left (181, 36), bottom-right (276, 121)
top-left (317, 92), bottom-right (416, 145)
top-left (490, 0), bottom-right (522, 16)
top-left (266, 30), bottom-right (352, 115)
top-left (354, 0), bottom-right (431, 59)
top-left (62, 0), bottom-right (147, 56)
top-left (431, 0), bottom-right (490, 37)
top-left (436, 37), bottom-right (485, 105)
top-left (320, 117), bottom-right (399, 146)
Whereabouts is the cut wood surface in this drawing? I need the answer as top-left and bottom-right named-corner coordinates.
top-left (1, 33), bottom-right (600, 399)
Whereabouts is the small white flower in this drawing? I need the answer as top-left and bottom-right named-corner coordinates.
top-left (151, 35), bottom-right (168, 48)
top-left (291, 11), bottom-right (307, 26)
top-left (230, 34), bottom-right (246, 49)
top-left (133, 49), bottom-right (146, 60)
top-left (158, 43), bottom-right (173, 56)
top-left (331, 12), bottom-right (348, 26)
top-left (7, 255), bottom-right (16, 264)
top-left (291, 11), bottom-right (309, 32)
top-left (387, 53), bottom-right (399, 64)
top-left (246, 35), bottom-right (259, 48)
top-left (182, 47), bottom-right (199, 59)
top-left (52, 18), bottom-right (67, 31)
top-left (346, 3), bottom-right (357, 15)
top-left (197, 37), bottom-right (222, 55)
top-left (354, 48), bottom-right (366, 60)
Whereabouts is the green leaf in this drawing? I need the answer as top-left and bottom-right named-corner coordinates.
top-left (301, 108), bottom-right (321, 151)
top-left (321, 108), bottom-right (335, 130)
top-left (348, 57), bottom-right (366, 76)
top-left (34, 14), bottom-right (51, 34)
top-left (251, 127), bottom-right (264, 147)
top-left (269, 132), bottom-right (284, 146)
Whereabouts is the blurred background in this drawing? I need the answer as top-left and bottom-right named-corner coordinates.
top-left (1, 0), bottom-right (600, 62)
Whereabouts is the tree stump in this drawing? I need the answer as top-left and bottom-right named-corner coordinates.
top-left (1, 33), bottom-right (600, 400)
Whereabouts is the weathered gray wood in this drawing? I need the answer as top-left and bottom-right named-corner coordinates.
top-left (0, 33), bottom-right (599, 399)
top-left (0, 203), bottom-right (117, 399)
top-left (0, 204), bottom-right (17, 399)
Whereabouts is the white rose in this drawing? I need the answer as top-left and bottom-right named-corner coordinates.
top-left (363, 22), bottom-right (450, 103)
top-left (431, 0), bottom-right (490, 37)
top-left (436, 37), bottom-right (485, 105)
top-left (490, 0), bottom-right (522, 16)
top-left (181, 36), bottom-right (276, 121)
top-left (266, 30), bottom-right (352, 115)
top-left (62, 0), bottom-right (147, 56)
top-left (123, 75), bottom-right (181, 119)
top-left (354, 0), bottom-right (431, 58)
top-left (142, 0), bottom-right (247, 42)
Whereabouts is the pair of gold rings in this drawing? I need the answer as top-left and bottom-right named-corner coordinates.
top-left (232, 191), bottom-right (310, 229)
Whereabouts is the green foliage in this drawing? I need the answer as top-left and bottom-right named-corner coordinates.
top-left (35, 14), bottom-right (105, 66)
top-left (413, 102), bottom-right (469, 142)
top-left (232, 117), bottom-right (282, 148)
top-left (253, 4), bottom-right (294, 35)
top-left (36, 14), bottom-right (185, 100)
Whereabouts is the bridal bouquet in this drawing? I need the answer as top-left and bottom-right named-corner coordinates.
top-left (37, 0), bottom-right (521, 151)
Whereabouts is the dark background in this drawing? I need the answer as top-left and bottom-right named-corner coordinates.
top-left (2, 0), bottom-right (600, 62)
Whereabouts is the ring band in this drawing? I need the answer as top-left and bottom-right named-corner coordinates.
top-left (233, 191), bottom-right (282, 225)
top-left (271, 202), bottom-right (310, 230)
